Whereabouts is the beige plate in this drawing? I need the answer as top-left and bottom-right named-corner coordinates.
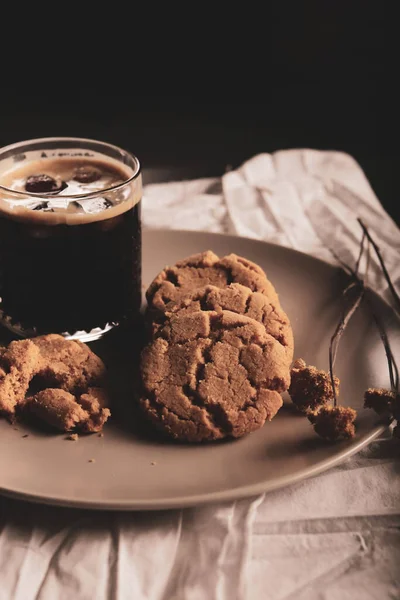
top-left (0, 231), bottom-right (398, 511)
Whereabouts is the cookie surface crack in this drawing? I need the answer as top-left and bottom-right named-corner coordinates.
top-left (165, 269), bottom-right (179, 286)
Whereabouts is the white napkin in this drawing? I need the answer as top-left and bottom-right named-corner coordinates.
top-left (1, 150), bottom-right (399, 600)
top-left (144, 150), bottom-right (400, 298)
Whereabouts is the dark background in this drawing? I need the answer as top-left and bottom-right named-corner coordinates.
top-left (1, 2), bottom-right (398, 223)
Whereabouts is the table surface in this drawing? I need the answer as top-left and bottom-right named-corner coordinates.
top-left (0, 142), bottom-right (398, 599)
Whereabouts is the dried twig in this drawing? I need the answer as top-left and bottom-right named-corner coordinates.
top-left (327, 222), bottom-right (399, 397)
top-left (364, 238), bottom-right (371, 288)
top-left (329, 283), bottom-right (365, 405)
top-left (369, 308), bottom-right (398, 392)
top-left (354, 230), bottom-right (366, 276)
top-left (358, 218), bottom-right (400, 313)
top-left (327, 245), bottom-right (354, 276)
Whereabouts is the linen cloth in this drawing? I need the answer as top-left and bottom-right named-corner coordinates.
top-left (0, 149), bottom-right (399, 600)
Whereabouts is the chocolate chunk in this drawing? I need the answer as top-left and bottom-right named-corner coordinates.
top-left (25, 174), bottom-right (67, 194)
top-left (73, 166), bottom-right (102, 184)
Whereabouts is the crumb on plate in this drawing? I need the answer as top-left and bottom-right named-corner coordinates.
top-left (364, 387), bottom-right (396, 415)
top-left (289, 358), bottom-right (339, 415)
top-left (309, 405), bottom-right (356, 441)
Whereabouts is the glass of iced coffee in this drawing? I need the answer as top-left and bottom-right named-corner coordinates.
top-left (0, 137), bottom-right (142, 341)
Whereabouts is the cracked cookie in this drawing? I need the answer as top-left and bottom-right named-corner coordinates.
top-left (0, 334), bottom-right (109, 432)
top-left (146, 251), bottom-right (280, 322)
top-left (151, 283), bottom-right (294, 361)
top-left (140, 309), bottom-right (290, 442)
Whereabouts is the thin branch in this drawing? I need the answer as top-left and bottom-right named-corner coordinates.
top-left (364, 238), bottom-right (371, 287)
top-left (355, 230), bottom-right (366, 275)
top-left (358, 218), bottom-right (400, 313)
top-left (368, 302), bottom-right (398, 392)
top-left (327, 225), bottom-right (399, 396)
top-left (326, 245), bottom-right (354, 276)
top-left (328, 341), bottom-right (338, 405)
top-left (329, 282), bottom-right (365, 406)
top-left (360, 229), bottom-right (398, 393)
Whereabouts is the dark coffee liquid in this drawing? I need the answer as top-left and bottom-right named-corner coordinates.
top-left (0, 157), bottom-right (141, 335)
top-left (0, 205), bottom-right (141, 333)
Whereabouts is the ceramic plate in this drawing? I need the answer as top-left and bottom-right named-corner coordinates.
top-left (0, 230), bottom-right (398, 510)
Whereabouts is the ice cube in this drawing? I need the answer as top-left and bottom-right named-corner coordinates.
top-left (45, 198), bottom-right (70, 211)
top-left (73, 197), bottom-right (113, 214)
top-left (24, 200), bottom-right (54, 212)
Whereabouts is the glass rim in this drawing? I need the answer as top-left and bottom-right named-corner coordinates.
top-left (0, 136), bottom-right (141, 200)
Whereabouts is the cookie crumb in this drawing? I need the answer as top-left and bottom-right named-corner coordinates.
top-left (98, 433), bottom-right (104, 438)
top-left (309, 405), bottom-right (356, 441)
top-left (66, 433), bottom-right (79, 441)
top-left (151, 461), bottom-right (157, 466)
top-left (88, 458), bottom-right (96, 463)
top-left (13, 427), bottom-right (19, 431)
top-left (22, 434), bottom-right (29, 438)
top-left (289, 358), bottom-right (339, 415)
top-left (364, 388), bottom-right (396, 415)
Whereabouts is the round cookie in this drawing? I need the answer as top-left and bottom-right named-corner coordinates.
top-left (146, 251), bottom-right (280, 321)
top-left (140, 309), bottom-right (290, 442)
top-left (152, 283), bottom-right (294, 361)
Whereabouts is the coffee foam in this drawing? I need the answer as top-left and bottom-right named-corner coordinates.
top-left (0, 156), bottom-right (141, 225)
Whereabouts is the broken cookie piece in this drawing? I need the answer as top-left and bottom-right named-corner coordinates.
top-left (77, 387), bottom-right (111, 433)
top-left (0, 340), bottom-right (41, 417)
top-left (289, 358), bottom-right (339, 415)
top-left (0, 334), bottom-right (110, 433)
top-left (25, 389), bottom-right (89, 431)
top-left (33, 334), bottom-right (106, 393)
top-left (24, 387), bottom-right (110, 433)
